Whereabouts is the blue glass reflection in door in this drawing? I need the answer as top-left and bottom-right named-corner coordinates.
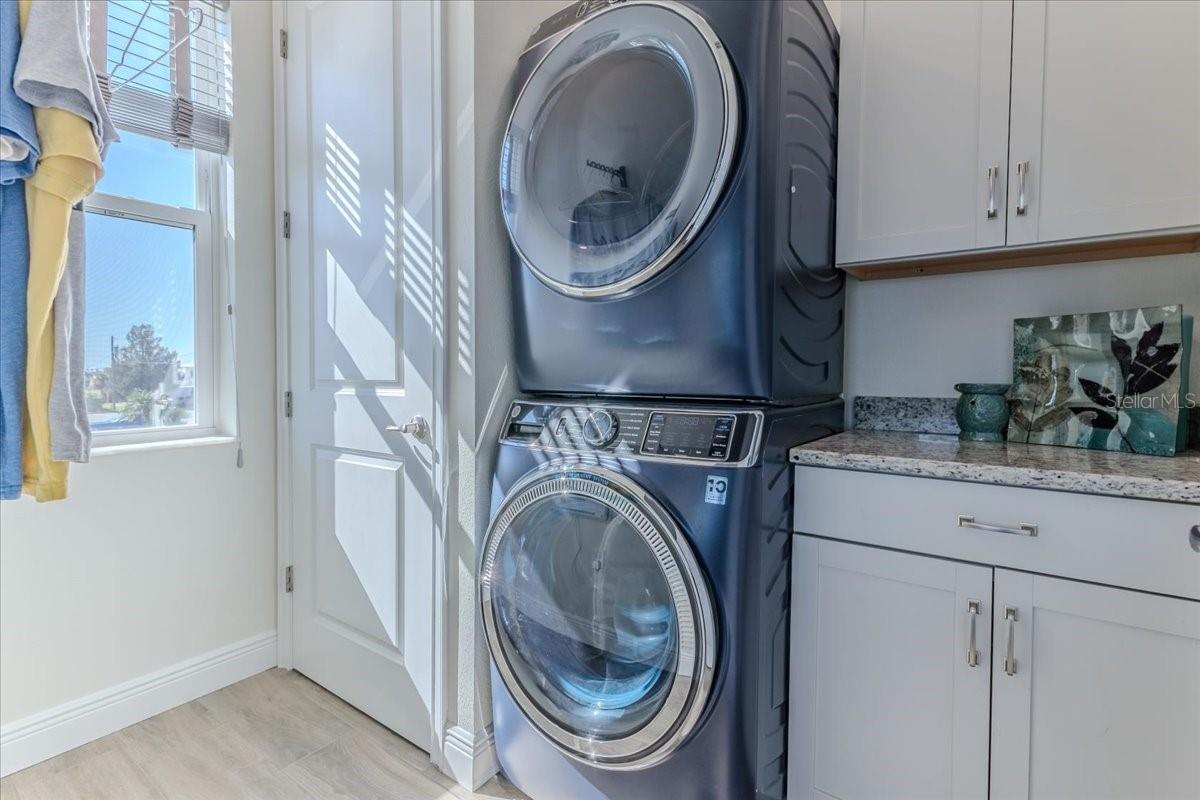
top-left (492, 494), bottom-right (680, 740)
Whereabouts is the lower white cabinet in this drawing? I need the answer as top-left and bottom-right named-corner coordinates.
top-left (990, 570), bottom-right (1200, 800)
top-left (789, 537), bottom-right (1200, 800)
top-left (789, 538), bottom-right (992, 800)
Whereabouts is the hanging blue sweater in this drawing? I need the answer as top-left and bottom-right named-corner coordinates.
top-left (0, 0), bottom-right (37, 181)
top-left (0, 0), bottom-right (40, 499)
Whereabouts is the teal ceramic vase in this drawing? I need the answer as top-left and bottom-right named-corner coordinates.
top-left (955, 383), bottom-right (1012, 443)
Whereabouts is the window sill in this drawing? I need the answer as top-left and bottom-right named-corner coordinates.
top-left (90, 435), bottom-right (238, 458)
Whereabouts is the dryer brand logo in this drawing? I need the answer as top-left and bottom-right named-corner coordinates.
top-left (705, 475), bottom-right (728, 506)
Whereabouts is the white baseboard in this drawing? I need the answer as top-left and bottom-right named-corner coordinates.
top-left (0, 631), bottom-right (277, 777)
top-left (442, 724), bottom-right (498, 791)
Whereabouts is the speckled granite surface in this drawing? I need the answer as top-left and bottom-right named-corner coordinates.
top-left (853, 396), bottom-right (959, 434)
top-left (791, 431), bottom-right (1200, 505)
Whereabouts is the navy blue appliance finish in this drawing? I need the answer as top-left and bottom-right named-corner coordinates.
top-left (502, 0), bottom-right (842, 403)
top-left (481, 398), bottom-right (843, 800)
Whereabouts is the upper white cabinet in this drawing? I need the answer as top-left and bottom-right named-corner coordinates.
top-left (836, 0), bottom-right (1200, 268)
top-left (836, 1), bottom-right (1013, 262)
top-left (1007, 0), bottom-right (1200, 246)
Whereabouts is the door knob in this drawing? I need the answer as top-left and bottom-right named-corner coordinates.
top-left (387, 415), bottom-right (430, 440)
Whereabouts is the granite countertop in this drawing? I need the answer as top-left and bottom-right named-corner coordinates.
top-left (790, 430), bottom-right (1200, 505)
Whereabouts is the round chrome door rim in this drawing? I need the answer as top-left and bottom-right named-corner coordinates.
top-left (479, 463), bottom-right (718, 770)
top-left (500, 0), bottom-right (740, 299)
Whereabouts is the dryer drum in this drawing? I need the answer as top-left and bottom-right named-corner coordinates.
top-left (479, 465), bottom-right (718, 769)
top-left (499, 1), bottom-right (739, 299)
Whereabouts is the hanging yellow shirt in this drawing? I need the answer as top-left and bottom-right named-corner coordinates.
top-left (18, 0), bottom-right (102, 501)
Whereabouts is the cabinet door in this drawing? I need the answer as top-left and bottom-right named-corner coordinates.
top-left (836, 0), bottom-right (1012, 264)
top-left (789, 538), bottom-right (992, 800)
top-left (1007, 0), bottom-right (1200, 245)
top-left (991, 570), bottom-right (1200, 800)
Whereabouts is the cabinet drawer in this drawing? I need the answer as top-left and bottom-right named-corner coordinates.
top-left (793, 467), bottom-right (1200, 600)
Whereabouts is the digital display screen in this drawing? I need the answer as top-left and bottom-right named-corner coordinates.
top-left (642, 413), bottom-right (735, 460)
top-left (658, 415), bottom-right (716, 450)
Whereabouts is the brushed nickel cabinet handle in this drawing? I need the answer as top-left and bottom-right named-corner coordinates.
top-left (1003, 606), bottom-right (1019, 676)
top-left (967, 599), bottom-right (981, 668)
top-left (1015, 160), bottom-right (1030, 216)
top-left (986, 166), bottom-right (999, 219)
top-left (958, 515), bottom-right (1037, 537)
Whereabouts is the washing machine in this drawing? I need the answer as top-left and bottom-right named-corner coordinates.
top-left (479, 397), bottom-right (843, 800)
top-left (500, 0), bottom-right (841, 402)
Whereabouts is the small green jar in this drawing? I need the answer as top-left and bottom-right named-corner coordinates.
top-left (954, 383), bottom-right (1012, 443)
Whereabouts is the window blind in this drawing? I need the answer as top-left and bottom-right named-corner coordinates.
top-left (88, 0), bottom-right (232, 154)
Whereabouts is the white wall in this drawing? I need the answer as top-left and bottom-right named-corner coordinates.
top-left (845, 255), bottom-right (1200, 402)
top-left (0, 0), bottom-right (276, 730)
top-left (470, 0), bottom-right (556, 743)
top-left (440, 0), bottom-right (555, 786)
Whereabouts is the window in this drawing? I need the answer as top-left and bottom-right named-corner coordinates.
top-left (80, 0), bottom-right (232, 446)
top-left (84, 132), bottom-right (219, 443)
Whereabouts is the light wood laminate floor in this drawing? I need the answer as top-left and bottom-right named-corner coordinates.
top-left (0, 669), bottom-right (528, 800)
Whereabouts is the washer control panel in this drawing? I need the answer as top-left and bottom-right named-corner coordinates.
top-left (641, 412), bottom-right (735, 460)
top-left (501, 401), bottom-right (759, 464)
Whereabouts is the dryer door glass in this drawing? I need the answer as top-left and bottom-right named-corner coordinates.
top-left (500, 3), bottom-right (739, 297)
top-left (480, 468), bottom-right (715, 767)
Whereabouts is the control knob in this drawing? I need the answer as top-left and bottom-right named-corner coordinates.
top-left (581, 409), bottom-right (618, 447)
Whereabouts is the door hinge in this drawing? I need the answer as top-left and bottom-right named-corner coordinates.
top-left (282, 210), bottom-right (291, 239)
top-left (284, 565), bottom-right (294, 593)
top-left (279, 28), bottom-right (288, 59)
top-left (283, 390), bottom-right (293, 418)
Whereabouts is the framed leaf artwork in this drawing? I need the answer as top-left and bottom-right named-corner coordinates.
top-left (1008, 305), bottom-right (1190, 457)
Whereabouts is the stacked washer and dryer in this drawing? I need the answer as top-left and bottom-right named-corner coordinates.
top-left (480, 2), bottom-right (842, 798)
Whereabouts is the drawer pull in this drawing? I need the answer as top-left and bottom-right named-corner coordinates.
top-left (958, 515), bottom-right (1038, 537)
top-left (966, 599), bottom-right (981, 668)
top-left (1190, 525), bottom-right (1200, 553)
top-left (1003, 606), bottom-right (1019, 676)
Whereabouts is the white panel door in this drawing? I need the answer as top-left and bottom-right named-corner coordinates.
top-left (285, 0), bottom-right (441, 750)
top-left (789, 538), bottom-right (992, 800)
top-left (836, 0), bottom-right (1012, 264)
top-left (991, 570), bottom-right (1200, 800)
top-left (1007, 0), bottom-right (1200, 245)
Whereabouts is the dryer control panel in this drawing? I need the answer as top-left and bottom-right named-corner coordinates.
top-left (500, 401), bottom-right (762, 465)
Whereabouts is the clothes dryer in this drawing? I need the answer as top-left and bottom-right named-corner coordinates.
top-left (501, 0), bottom-right (842, 402)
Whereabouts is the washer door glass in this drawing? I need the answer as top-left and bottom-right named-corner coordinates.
top-left (500, 2), bottom-right (739, 297)
top-left (481, 469), bottom-right (715, 767)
